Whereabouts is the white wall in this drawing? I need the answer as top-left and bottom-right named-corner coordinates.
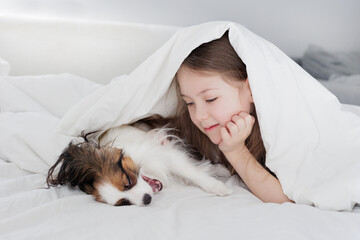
top-left (0, 0), bottom-right (359, 56)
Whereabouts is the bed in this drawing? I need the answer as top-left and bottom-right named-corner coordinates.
top-left (1, 17), bottom-right (360, 240)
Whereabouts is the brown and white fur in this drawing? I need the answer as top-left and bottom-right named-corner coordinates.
top-left (47, 125), bottom-right (232, 206)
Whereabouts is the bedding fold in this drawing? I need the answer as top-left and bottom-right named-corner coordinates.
top-left (0, 74), bottom-right (101, 175)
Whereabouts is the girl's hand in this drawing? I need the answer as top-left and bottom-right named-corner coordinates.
top-left (218, 112), bottom-right (255, 155)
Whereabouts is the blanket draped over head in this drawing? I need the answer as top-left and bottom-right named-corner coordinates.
top-left (1, 22), bottom-right (359, 211)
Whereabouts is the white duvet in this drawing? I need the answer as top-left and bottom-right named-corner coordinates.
top-left (1, 21), bottom-right (360, 239)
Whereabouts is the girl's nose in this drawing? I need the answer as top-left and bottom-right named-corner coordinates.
top-left (195, 106), bottom-right (209, 121)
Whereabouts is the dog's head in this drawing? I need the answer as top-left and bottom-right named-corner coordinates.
top-left (47, 140), bottom-right (156, 206)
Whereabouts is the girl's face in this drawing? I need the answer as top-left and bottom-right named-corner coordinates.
top-left (177, 67), bottom-right (254, 145)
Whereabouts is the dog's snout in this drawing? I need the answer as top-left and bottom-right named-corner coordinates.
top-left (143, 194), bottom-right (152, 205)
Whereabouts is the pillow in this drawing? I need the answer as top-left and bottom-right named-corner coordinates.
top-left (0, 57), bottom-right (11, 76)
top-left (301, 45), bottom-right (360, 80)
top-left (329, 74), bottom-right (360, 85)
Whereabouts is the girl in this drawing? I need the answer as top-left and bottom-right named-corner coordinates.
top-left (172, 31), bottom-right (293, 204)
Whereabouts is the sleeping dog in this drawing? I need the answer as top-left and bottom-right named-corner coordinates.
top-left (47, 124), bottom-right (232, 206)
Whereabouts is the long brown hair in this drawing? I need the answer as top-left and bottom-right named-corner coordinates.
top-left (172, 31), bottom-right (269, 175)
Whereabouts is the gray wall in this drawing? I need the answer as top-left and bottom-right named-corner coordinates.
top-left (0, 0), bottom-right (359, 56)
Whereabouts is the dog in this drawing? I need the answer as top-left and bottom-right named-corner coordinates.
top-left (47, 125), bottom-right (232, 206)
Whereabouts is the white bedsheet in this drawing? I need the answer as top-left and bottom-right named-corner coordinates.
top-left (1, 157), bottom-right (360, 240)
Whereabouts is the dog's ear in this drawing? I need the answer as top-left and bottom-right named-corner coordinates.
top-left (47, 142), bottom-right (98, 195)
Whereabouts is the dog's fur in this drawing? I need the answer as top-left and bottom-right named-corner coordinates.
top-left (47, 125), bottom-right (232, 206)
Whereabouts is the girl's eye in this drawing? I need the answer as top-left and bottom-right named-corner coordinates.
top-left (186, 102), bottom-right (194, 106)
top-left (206, 97), bottom-right (217, 103)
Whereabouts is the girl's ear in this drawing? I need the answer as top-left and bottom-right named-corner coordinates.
top-left (245, 78), bottom-right (254, 103)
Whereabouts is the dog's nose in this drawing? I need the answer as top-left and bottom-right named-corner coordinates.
top-left (143, 193), bottom-right (152, 205)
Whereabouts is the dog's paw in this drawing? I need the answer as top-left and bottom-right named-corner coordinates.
top-left (200, 179), bottom-right (233, 197)
top-left (213, 182), bottom-right (233, 197)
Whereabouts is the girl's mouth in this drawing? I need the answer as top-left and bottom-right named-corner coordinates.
top-left (204, 124), bottom-right (219, 132)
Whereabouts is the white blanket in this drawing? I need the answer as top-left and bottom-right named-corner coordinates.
top-left (0, 74), bottom-right (100, 174)
top-left (55, 21), bottom-right (360, 211)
